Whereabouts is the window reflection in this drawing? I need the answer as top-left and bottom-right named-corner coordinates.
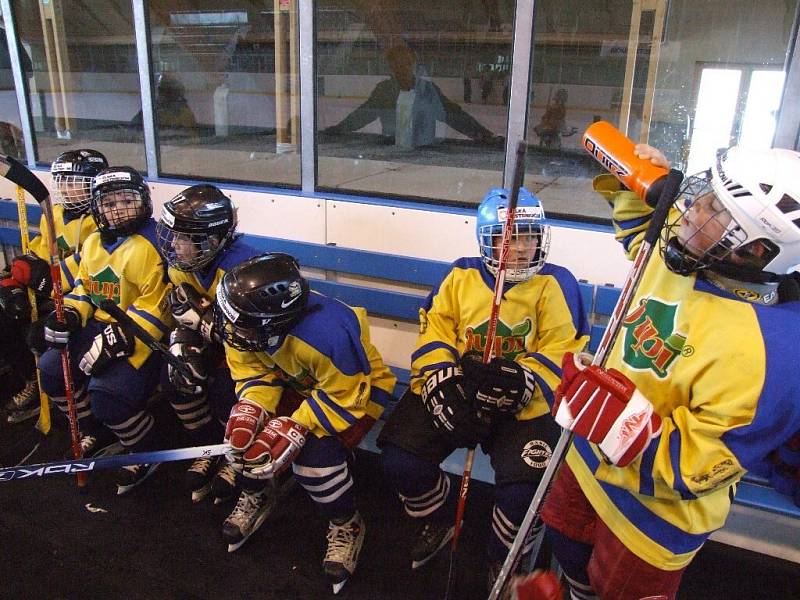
top-left (148, 2), bottom-right (301, 186)
top-left (12, 0), bottom-right (144, 169)
top-left (316, 0), bottom-right (510, 204)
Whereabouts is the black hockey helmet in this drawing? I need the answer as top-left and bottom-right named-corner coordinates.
top-left (50, 149), bottom-right (109, 214)
top-left (156, 184), bottom-right (237, 272)
top-left (214, 252), bottom-right (310, 351)
top-left (90, 167), bottom-right (152, 237)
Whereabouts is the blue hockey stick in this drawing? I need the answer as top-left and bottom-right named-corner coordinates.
top-left (0, 443), bottom-right (229, 482)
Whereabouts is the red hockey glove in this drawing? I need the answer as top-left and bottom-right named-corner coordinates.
top-left (553, 352), bottom-right (662, 467)
top-left (511, 569), bottom-right (564, 600)
top-left (224, 400), bottom-right (268, 463)
top-left (10, 254), bottom-right (52, 296)
top-left (242, 416), bottom-right (309, 480)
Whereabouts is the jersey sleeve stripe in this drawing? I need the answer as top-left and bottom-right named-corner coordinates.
top-left (237, 380), bottom-right (279, 397)
top-left (411, 341), bottom-right (458, 363)
top-left (66, 293), bottom-right (92, 304)
top-left (638, 441), bottom-right (658, 496)
top-left (304, 395), bottom-right (338, 435)
top-left (234, 373), bottom-right (281, 384)
top-left (524, 352), bottom-right (562, 378)
top-left (60, 259), bottom-right (75, 289)
top-left (614, 214), bottom-right (650, 231)
top-left (316, 389), bottom-right (358, 425)
top-left (668, 429), bottom-right (697, 500)
top-left (575, 439), bottom-right (709, 554)
top-left (530, 371), bottom-right (554, 408)
top-left (128, 305), bottom-right (170, 335)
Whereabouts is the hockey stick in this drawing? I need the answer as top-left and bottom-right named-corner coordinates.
top-left (488, 167), bottom-right (685, 600)
top-left (0, 154), bottom-right (85, 487)
top-left (0, 442), bottom-right (229, 483)
top-left (443, 140), bottom-right (529, 600)
top-left (97, 299), bottom-right (194, 381)
top-left (15, 184), bottom-right (51, 434)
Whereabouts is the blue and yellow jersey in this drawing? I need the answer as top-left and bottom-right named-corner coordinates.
top-left (410, 257), bottom-right (589, 421)
top-left (28, 205), bottom-right (97, 293)
top-left (167, 239), bottom-right (258, 299)
top-left (225, 292), bottom-right (396, 440)
top-left (64, 220), bottom-right (173, 369)
top-left (566, 175), bottom-right (800, 570)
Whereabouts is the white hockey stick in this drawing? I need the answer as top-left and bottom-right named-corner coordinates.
top-left (0, 443), bottom-right (229, 483)
top-left (488, 167), bottom-right (685, 599)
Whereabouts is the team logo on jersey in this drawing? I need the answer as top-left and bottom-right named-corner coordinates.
top-left (56, 234), bottom-right (74, 259)
top-left (521, 439), bottom-right (552, 468)
top-left (274, 366), bottom-right (316, 393)
top-left (464, 318), bottom-right (532, 361)
top-left (88, 265), bottom-right (121, 305)
top-left (621, 297), bottom-right (686, 378)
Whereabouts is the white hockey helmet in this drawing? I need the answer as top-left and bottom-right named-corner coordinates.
top-left (662, 146), bottom-right (800, 281)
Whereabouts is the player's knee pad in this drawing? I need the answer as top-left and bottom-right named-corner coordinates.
top-left (37, 349), bottom-right (69, 396)
top-left (381, 442), bottom-right (441, 496)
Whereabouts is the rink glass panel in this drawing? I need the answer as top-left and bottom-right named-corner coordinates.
top-left (11, 0), bottom-right (145, 170)
top-left (314, 0), bottom-right (511, 206)
top-left (146, 1), bottom-right (301, 186)
top-left (525, 0), bottom-right (799, 221)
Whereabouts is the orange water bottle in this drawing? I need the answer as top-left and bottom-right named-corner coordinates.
top-left (582, 121), bottom-right (669, 207)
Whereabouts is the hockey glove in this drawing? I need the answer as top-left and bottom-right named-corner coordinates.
top-left (225, 400), bottom-right (268, 465)
top-left (168, 283), bottom-right (216, 342)
top-left (0, 281), bottom-right (31, 321)
top-left (553, 352), bottom-right (662, 467)
top-left (167, 328), bottom-right (208, 396)
top-left (10, 254), bottom-right (52, 296)
top-left (79, 322), bottom-right (134, 375)
top-left (421, 365), bottom-right (491, 449)
top-left (461, 352), bottom-right (536, 415)
top-left (242, 416), bottom-right (309, 480)
top-left (509, 569), bottom-right (564, 600)
top-left (43, 306), bottom-right (82, 349)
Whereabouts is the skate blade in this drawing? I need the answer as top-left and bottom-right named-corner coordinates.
top-left (332, 579), bottom-right (348, 595)
top-left (411, 526), bottom-right (455, 570)
top-left (225, 504), bottom-right (273, 553)
top-left (116, 464), bottom-right (159, 496)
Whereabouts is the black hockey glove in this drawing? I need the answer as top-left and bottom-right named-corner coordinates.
top-left (79, 322), bottom-right (134, 375)
top-left (461, 352), bottom-right (537, 415)
top-left (168, 283), bottom-right (217, 342)
top-left (421, 365), bottom-right (491, 448)
top-left (168, 328), bottom-right (208, 396)
top-left (10, 254), bottom-right (52, 296)
top-left (43, 306), bottom-right (82, 349)
top-left (0, 283), bottom-right (31, 321)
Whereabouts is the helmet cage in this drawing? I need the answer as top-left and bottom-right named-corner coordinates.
top-left (91, 169), bottom-right (152, 237)
top-left (478, 220), bottom-right (551, 282)
top-left (661, 170), bottom-right (778, 276)
top-left (52, 173), bottom-right (93, 213)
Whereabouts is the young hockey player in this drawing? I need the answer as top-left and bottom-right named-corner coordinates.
top-left (34, 166), bottom-right (173, 494)
top-left (155, 183), bottom-right (258, 503)
top-left (213, 252), bottom-right (396, 593)
top-left (377, 188), bottom-right (589, 589)
top-left (2, 149), bottom-right (106, 423)
top-left (540, 144), bottom-right (800, 600)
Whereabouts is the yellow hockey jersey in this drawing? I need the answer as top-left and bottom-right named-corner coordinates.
top-left (28, 204), bottom-right (97, 293)
top-left (566, 175), bottom-right (800, 569)
top-left (410, 257), bottom-right (589, 421)
top-left (225, 291), bottom-right (396, 440)
top-left (64, 220), bottom-right (173, 369)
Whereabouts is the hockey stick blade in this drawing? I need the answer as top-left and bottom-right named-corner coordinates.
top-left (0, 443), bottom-right (229, 483)
top-left (0, 154), bottom-right (49, 203)
top-left (98, 299), bottom-right (194, 381)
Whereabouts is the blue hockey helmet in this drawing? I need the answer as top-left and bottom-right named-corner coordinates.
top-left (476, 187), bottom-right (550, 282)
